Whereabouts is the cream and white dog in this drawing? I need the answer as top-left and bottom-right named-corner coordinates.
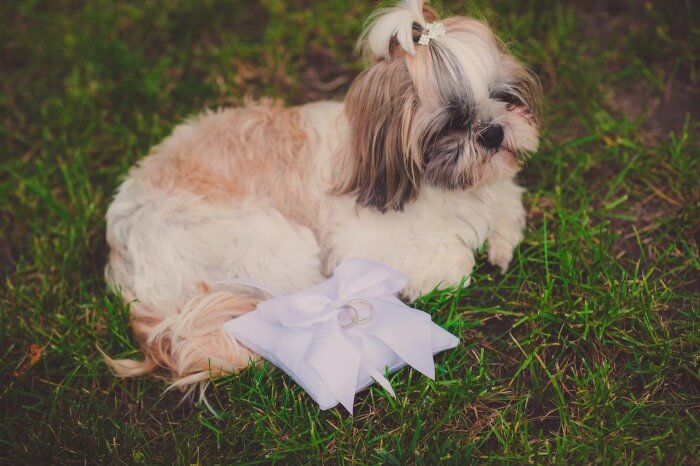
top-left (105, 0), bottom-right (540, 391)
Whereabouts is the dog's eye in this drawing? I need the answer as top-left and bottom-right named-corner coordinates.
top-left (491, 91), bottom-right (523, 110)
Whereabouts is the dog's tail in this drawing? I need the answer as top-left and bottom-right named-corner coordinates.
top-left (102, 290), bottom-right (259, 395)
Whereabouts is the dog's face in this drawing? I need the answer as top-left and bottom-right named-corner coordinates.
top-left (340, 2), bottom-right (541, 211)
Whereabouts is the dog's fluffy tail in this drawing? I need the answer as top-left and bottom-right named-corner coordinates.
top-left (103, 291), bottom-right (259, 395)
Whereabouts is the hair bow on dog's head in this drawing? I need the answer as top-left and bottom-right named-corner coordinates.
top-left (418, 21), bottom-right (446, 46)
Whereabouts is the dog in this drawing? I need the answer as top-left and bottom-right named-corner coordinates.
top-left (104, 0), bottom-right (541, 392)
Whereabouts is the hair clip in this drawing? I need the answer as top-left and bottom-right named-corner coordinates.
top-left (418, 21), bottom-right (446, 46)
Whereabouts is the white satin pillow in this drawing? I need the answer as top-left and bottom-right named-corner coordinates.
top-left (224, 259), bottom-right (459, 413)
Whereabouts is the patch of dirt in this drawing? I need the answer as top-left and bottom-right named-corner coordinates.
top-left (579, 0), bottom-right (699, 140)
top-left (608, 195), bottom-right (671, 260)
top-left (609, 77), bottom-right (699, 140)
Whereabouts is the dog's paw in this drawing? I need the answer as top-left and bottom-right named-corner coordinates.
top-left (402, 249), bottom-right (475, 300)
top-left (487, 234), bottom-right (516, 273)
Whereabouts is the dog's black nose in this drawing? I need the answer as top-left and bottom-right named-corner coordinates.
top-left (478, 125), bottom-right (504, 149)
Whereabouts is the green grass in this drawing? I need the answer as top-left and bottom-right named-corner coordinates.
top-left (1, 0), bottom-right (699, 463)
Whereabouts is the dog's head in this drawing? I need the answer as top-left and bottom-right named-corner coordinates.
top-left (339, 0), bottom-right (541, 211)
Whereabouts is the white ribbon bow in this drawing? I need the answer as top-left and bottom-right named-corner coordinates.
top-left (224, 259), bottom-right (459, 413)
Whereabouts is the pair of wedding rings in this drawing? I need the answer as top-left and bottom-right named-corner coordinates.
top-left (337, 298), bottom-right (375, 329)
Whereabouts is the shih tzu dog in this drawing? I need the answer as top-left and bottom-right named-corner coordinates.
top-left (104, 0), bottom-right (540, 390)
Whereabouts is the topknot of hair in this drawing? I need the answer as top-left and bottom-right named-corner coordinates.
top-left (358, 0), bottom-right (441, 61)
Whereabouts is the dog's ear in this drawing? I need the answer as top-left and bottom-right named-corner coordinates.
top-left (340, 58), bottom-right (421, 211)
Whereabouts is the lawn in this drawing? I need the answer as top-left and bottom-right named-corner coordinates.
top-left (1, 0), bottom-right (698, 463)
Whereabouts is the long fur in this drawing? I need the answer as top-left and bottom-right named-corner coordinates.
top-left (104, 0), bottom-right (541, 396)
top-left (338, 57), bottom-right (421, 210)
